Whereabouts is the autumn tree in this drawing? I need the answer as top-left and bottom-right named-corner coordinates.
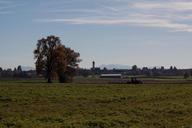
top-left (34, 35), bottom-right (80, 83)
top-left (54, 45), bottom-right (81, 83)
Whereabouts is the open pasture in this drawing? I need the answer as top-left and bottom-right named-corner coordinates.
top-left (0, 80), bottom-right (192, 128)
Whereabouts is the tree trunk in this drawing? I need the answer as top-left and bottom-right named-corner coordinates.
top-left (48, 77), bottom-right (52, 83)
top-left (59, 72), bottom-right (66, 83)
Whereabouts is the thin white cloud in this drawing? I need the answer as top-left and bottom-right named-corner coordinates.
top-left (36, 17), bottom-right (192, 32)
top-left (43, 9), bottom-right (102, 14)
top-left (101, 6), bottom-right (119, 12)
top-left (0, 11), bottom-right (12, 14)
top-left (0, 4), bottom-right (23, 10)
top-left (0, 0), bottom-right (13, 4)
top-left (35, 0), bottom-right (192, 32)
top-left (132, 2), bottom-right (192, 11)
top-left (0, 0), bottom-right (24, 14)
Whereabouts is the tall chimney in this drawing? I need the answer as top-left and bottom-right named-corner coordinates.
top-left (92, 61), bottom-right (95, 70)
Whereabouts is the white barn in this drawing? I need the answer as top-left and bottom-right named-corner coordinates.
top-left (100, 74), bottom-right (122, 78)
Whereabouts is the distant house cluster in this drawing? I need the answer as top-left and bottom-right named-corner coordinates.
top-left (77, 62), bottom-right (192, 78)
top-left (0, 66), bottom-right (36, 78)
top-left (0, 62), bottom-right (191, 79)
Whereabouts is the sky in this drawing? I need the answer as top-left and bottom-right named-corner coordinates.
top-left (1, 0), bottom-right (192, 69)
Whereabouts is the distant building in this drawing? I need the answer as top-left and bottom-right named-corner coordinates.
top-left (91, 61), bottom-right (101, 75)
top-left (100, 74), bottom-right (122, 78)
top-left (92, 61), bottom-right (95, 70)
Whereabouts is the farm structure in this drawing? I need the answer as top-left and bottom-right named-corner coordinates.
top-left (100, 74), bottom-right (122, 78)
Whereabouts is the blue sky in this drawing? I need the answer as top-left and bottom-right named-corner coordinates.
top-left (1, 0), bottom-right (192, 69)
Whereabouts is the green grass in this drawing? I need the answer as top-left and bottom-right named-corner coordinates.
top-left (0, 81), bottom-right (192, 128)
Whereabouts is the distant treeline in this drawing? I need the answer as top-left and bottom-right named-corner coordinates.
top-left (0, 66), bottom-right (36, 78)
top-left (0, 65), bottom-right (192, 78)
top-left (78, 65), bottom-right (192, 78)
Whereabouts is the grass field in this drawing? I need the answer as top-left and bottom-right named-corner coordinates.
top-left (0, 80), bottom-right (192, 128)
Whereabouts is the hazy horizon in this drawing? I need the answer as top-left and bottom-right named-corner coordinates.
top-left (1, 64), bottom-right (191, 71)
top-left (1, 0), bottom-right (192, 69)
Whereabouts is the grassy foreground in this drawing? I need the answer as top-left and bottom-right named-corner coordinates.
top-left (0, 81), bottom-right (192, 128)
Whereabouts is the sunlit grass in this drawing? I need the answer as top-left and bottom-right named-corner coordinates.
top-left (0, 81), bottom-right (192, 128)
